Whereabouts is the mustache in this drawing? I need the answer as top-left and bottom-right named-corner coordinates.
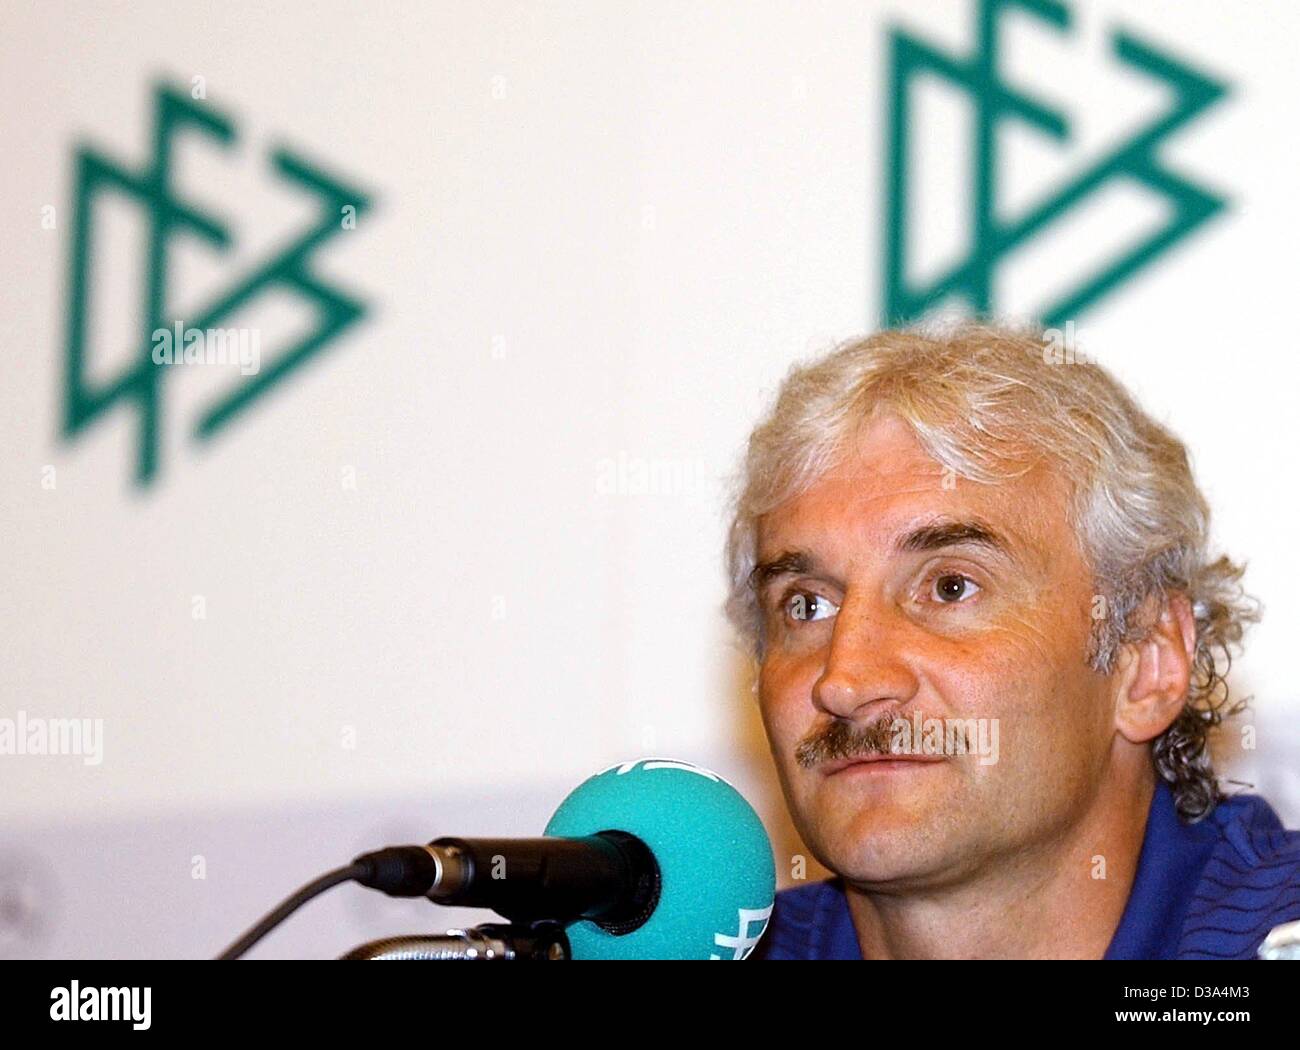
top-left (795, 714), bottom-right (902, 769)
top-left (780, 712), bottom-right (977, 769)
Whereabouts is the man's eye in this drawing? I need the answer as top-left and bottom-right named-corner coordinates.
top-left (929, 573), bottom-right (981, 604)
top-left (785, 591), bottom-right (839, 622)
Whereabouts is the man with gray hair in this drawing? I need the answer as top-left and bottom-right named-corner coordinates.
top-left (726, 321), bottom-right (1300, 959)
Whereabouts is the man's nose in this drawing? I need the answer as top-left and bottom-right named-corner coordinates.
top-left (812, 596), bottom-right (919, 720)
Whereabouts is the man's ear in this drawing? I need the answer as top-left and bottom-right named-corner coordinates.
top-left (1113, 591), bottom-right (1197, 745)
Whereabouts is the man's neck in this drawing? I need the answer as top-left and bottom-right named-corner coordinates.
top-left (842, 776), bottom-right (1156, 959)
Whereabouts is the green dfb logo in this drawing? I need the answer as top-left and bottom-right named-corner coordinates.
top-left (62, 82), bottom-right (374, 487)
top-left (883, 0), bottom-right (1231, 327)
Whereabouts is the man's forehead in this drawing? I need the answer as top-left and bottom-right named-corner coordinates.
top-left (755, 446), bottom-right (1067, 573)
top-left (760, 496), bottom-right (1029, 564)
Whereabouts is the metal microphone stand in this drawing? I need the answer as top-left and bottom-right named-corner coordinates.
top-left (339, 919), bottom-right (570, 960)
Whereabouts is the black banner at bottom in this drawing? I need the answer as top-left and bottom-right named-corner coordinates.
top-left (0, 959), bottom-right (1288, 1037)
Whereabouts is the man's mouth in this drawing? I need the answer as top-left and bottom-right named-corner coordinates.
top-left (820, 753), bottom-right (946, 776)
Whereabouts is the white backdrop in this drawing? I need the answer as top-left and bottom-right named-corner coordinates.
top-left (1, 0), bottom-right (1297, 958)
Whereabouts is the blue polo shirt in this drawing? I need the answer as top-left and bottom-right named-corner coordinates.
top-left (753, 779), bottom-right (1300, 959)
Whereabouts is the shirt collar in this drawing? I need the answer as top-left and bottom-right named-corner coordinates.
top-left (1103, 778), bottom-right (1221, 959)
top-left (814, 877), bottom-right (862, 959)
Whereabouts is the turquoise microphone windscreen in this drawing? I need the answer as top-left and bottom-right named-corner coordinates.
top-left (543, 757), bottom-right (776, 960)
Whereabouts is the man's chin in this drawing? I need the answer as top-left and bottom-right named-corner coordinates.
top-left (823, 832), bottom-right (957, 888)
top-left (800, 785), bottom-right (954, 885)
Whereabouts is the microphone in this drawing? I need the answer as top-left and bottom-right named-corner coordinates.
top-left (353, 831), bottom-right (659, 930)
top-left (353, 757), bottom-right (777, 960)
top-left (219, 757), bottom-right (776, 960)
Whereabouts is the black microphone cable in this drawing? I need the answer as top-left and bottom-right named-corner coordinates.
top-left (217, 863), bottom-right (364, 960)
top-left (217, 847), bottom-right (439, 959)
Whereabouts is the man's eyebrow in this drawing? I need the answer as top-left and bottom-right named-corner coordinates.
top-left (894, 516), bottom-right (1015, 559)
top-left (748, 549), bottom-right (820, 593)
top-left (749, 517), bottom-right (1018, 593)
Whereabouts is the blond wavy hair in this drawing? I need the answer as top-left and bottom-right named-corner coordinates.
top-left (723, 320), bottom-right (1260, 822)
